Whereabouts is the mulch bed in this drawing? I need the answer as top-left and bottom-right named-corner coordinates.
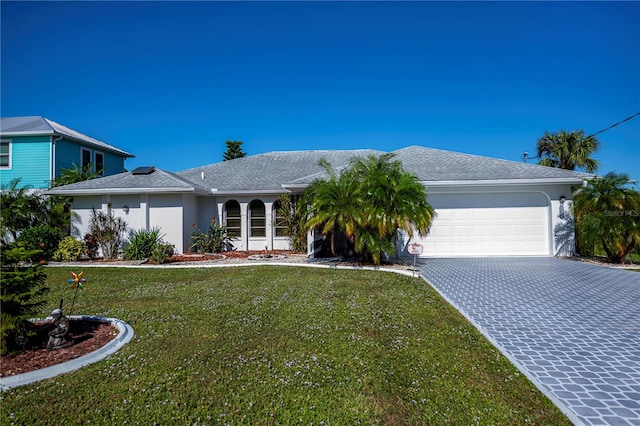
top-left (166, 250), bottom-right (296, 262)
top-left (1, 319), bottom-right (119, 377)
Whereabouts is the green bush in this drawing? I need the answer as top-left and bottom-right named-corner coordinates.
top-left (151, 243), bottom-right (174, 264)
top-left (190, 218), bottom-right (232, 253)
top-left (16, 225), bottom-right (64, 261)
top-left (53, 237), bottom-right (87, 262)
top-left (0, 245), bottom-right (49, 355)
top-left (124, 228), bottom-right (164, 260)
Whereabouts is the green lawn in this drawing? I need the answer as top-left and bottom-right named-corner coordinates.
top-left (1, 266), bottom-right (570, 425)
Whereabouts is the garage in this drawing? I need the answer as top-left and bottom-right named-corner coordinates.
top-left (418, 191), bottom-right (550, 256)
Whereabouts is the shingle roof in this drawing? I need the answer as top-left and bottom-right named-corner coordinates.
top-left (392, 146), bottom-right (592, 182)
top-left (0, 116), bottom-right (134, 158)
top-left (46, 145), bottom-right (591, 196)
top-left (177, 149), bottom-right (384, 192)
top-left (45, 167), bottom-right (209, 195)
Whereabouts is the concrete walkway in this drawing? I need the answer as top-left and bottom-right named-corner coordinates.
top-left (418, 257), bottom-right (640, 426)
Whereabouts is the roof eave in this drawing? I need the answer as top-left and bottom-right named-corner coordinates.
top-left (0, 130), bottom-right (134, 158)
top-left (45, 187), bottom-right (209, 196)
top-left (420, 177), bottom-right (591, 187)
top-left (210, 189), bottom-right (291, 196)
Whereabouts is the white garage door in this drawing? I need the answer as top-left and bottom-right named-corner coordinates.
top-left (418, 192), bottom-right (550, 256)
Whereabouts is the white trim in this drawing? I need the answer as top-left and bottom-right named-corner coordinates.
top-left (210, 189), bottom-right (291, 196)
top-left (420, 178), bottom-right (589, 186)
top-left (46, 187), bottom-right (209, 196)
top-left (0, 139), bottom-right (12, 170)
top-left (283, 178), bottom-right (589, 191)
top-left (248, 199), bottom-right (266, 238)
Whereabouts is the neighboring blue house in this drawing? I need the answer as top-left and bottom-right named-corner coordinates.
top-left (0, 116), bottom-right (134, 189)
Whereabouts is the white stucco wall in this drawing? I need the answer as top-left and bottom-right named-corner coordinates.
top-left (147, 194), bottom-right (184, 254)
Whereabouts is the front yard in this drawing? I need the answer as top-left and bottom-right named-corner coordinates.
top-left (1, 266), bottom-right (570, 424)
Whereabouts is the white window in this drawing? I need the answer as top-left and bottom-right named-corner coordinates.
top-left (225, 200), bottom-right (241, 238)
top-left (273, 200), bottom-right (287, 237)
top-left (249, 200), bottom-right (266, 237)
top-left (0, 140), bottom-right (11, 169)
top-left (95, 152), bottom-right (104, 175)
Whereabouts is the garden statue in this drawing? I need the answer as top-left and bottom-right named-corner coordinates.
top-left (47, 308), bottom-right (73, 350)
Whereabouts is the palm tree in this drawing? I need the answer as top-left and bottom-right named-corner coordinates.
top-left (50, 163), bottom-right (101, 188)
top-left (303, 160), bottom-right (361, 256)
top-left (222, 140), bottom-right (247, 161)
top-left (536, 130), bottom-right (600, 173)
top-left (349, 154), bottom-right (435, 263)
top-left (574, 172), bottom-right (640, 263)
top-left (0, 179), bottom-right (50, 245)
top-left (302, 154), bottom-right (436, 265)
top-left (48, 163), bottom-right (102, 233)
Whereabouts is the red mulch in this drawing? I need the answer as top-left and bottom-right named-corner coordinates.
top-left (1, 319), bottom-right (119, 377)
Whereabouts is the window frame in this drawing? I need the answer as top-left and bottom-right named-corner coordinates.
top-left (249, 199), bottom-right (266, 238)
top-left (273, 200), bottom-right (287, 237)
top-left (94, 151), bottom-right (104, 176)
top-left (81, 147), bottom-right (92, 170)
top-left (225, 200), bottom-right (241, 238)
top-left (0, 139), bottom-right (12, 169)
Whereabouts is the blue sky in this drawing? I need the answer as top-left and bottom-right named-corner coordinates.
top-left (2, 1), bottom-right (639, 182)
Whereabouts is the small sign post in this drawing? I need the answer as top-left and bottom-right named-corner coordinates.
top-left (407, 243), bottom-right (423, 276)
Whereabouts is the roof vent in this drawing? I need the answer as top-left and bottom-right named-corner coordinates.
top-left (132, 166), bottom-right (155, 175)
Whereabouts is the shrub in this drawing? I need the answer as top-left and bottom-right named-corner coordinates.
top-left (88, 206), bottom-right (127, 260)
top-left (124, 228), bottom-right (164, 260)
top-left (54, 237), bottom-right (87, 262)
top-left (191, 218), bottom-right (232, 253)
top-left (16, 225), bottom-right (64, 261)
top-left (151, 243), bottom-right (174, 264)
top-left (0, 245), bottom-right (49, 355)
top-left (276, 193), bottom-right (307, 252)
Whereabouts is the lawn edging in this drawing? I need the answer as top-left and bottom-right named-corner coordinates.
top-left (0, 316), bottom-right (134, 391)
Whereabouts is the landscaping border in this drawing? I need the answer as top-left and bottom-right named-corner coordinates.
top-left (1, 316), bottom-right (134, 391)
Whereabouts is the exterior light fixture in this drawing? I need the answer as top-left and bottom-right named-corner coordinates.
top-left (123, 205), bottom-right (130, 214)
top-left (559, 196), bottom-right (566, 219)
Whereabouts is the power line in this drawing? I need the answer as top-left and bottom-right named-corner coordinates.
top-left (584, 111), bottom-right (640, 140)
top-left (523, 111), bottom-right (640, 162)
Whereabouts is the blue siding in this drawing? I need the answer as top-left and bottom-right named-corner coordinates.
top-left (102, 151), bottom-right (126, 175)
top-left (0, 134), bottom-right (129, 189)
top-left (54, 139), bottom-right (127, 177)
top-left (55, 139), bottom-right (84, 174)
top-left (0, 135), bottom-right (51, 189)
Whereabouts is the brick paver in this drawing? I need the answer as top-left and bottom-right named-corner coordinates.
top-left (418, 257), bottom-right (640, 426)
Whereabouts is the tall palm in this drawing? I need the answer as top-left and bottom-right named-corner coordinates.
top-left (536, 130), bottom-right (600, 173)
top-left (574, 172), bottom-right (640, 263)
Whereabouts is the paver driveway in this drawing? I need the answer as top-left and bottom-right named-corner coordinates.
top-left (417, 257), bottom-right (640, 426)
